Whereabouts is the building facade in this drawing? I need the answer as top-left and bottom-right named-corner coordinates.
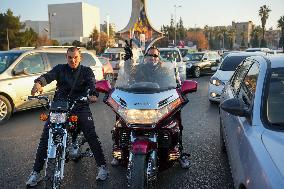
top-left (21, 20), bottom-right (49, 36)
top-left (265, 29), bottom-right (281, 49)
top-left (232, 21), bottom-right (254, 48)
top-left (48, 2), bottom-right (100, 44)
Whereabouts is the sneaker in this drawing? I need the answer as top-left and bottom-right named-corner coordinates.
top-left (69, 141), bottom-right (80, 160)
top-left (111, 158), bottom-right (119, 166)
top-left (26, 171), bottom-right (42, 187)
top-left (96, 165), bottom-right (109, 181)
top-left (179, 153), bottom-right (191, 169)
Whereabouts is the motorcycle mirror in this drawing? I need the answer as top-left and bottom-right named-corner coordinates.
top-left (181, 80), bottom-right (198, 94)
top-left (96, 80), bottom-right (112, 93)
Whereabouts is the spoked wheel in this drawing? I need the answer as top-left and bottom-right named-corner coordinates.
top-left (104, 73), bottom-right (113, 83)
top-left (193, 67), bottom-right (201, 78)
top-left (0, 95), bottom-right (12, 125)
top-left (44, 149), bottom-right (63, 189)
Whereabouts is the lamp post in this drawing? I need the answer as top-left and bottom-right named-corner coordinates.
top-left (48, 12), bottom-right (56, 39)
top-left (6, 28), bottom-right (9, 50)
top-left (174, 5), bottom-right (181, 46)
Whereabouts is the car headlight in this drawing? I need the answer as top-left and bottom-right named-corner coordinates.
top-left (210, 77), bottom-right (224, 86)
top-left (50, 112), bottom-right (67, 123)
top-left (186, 63), bottom-right (192, 68)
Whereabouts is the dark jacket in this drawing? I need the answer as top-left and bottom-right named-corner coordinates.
top-left (35, 64), bottom-right (98, 109)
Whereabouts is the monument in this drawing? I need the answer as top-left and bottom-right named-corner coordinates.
top-left (118, 0), bottom-right (164, 51)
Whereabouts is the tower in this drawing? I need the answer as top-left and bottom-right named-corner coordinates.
top-left (118, 0), bottom-right (164, 51)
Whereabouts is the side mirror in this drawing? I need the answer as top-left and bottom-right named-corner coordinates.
top-left (202, 58), bottom-right (208, 61)
top-left (12, 68), bottom-right (29, 75)
top-left (220, 98), bottom-right (250, 117)
top-left (183, 57), bottom-right (189, 62)
top-left (211, 66), bottom-right (218, 71)
top-left (96, 80), bottom-right (111, 93)
top-left (181, 80), bottom-right (197, 95)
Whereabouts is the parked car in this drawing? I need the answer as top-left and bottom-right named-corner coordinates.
top-left (208, 52), bottom-right (265, 103)
top-left (0, 46), bottom-right (103, 124)
top-left (98, 56), bottom-right (114, 82)
top-left (159, 47), bottom-right (186, 81)
top-left (185, 51), bottom-right (221, 78)
top-left (219, 54), bottom-right (284, 189)
top-left (102, 47), bottom-right (125, 79)
top-left (245, 47), bottom-right (271, 52)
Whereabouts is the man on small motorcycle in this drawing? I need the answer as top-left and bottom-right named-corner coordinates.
top-left (26, 47), bottom-right (109, 187)
top-left (111, 41), bottom-right (190, 169)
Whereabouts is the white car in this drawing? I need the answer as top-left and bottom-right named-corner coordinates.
top-left (208, 52), bottom-right (265, 103)
top-left (159, 47), bottom-right (186, 81)
top-left (0, 46), bottom-right (103, 124)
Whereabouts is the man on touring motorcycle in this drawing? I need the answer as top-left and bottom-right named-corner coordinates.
top-left (111, 40), bottom-right (190, 169)
top-left (26, 47), bottom-right (109, 187)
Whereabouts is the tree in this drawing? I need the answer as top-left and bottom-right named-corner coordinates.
top-left (186, 30), bottom-right (208, 50)
top-left (278, 16), bottom-right (284, 52)
top-left (259, 5), bottom-right (271, 47)
top-left (250, 26), bottom-right (262, 47)
top-left (16, 28), bottom-right (38, 47)
top-left (0, 9), bottom-right (22, 50)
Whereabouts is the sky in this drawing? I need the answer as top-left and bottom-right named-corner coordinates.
top-left (1, 0), bottom-right (284, 31)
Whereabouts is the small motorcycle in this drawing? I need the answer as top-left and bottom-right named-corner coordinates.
top-left (96, 58), bottom-right (197, 188)
top-left (28, 95), bottom-right (93, 189)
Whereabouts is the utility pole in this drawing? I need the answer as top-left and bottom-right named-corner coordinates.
top-left (174, 5), bottom-right (181, 46)
top-left (6, 28), bottom-right (9, 50)
top-left (48, 12), bottom-right (56, 39)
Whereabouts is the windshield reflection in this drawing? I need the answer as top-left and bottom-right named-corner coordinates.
top-left (115, 58), bottom-right (178, 93)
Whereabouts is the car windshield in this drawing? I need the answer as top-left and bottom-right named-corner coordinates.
top-left (0, 52), bottom-right (22, 74)
top-left (160, 50), bottom-right (181, 62)
top-left (98, 57), bottom-right (108, 65)
top-left (115, 58), bottom-right (178, 93)
top-left (219, 56), bottom-right (248, 71)
top-left (186, 53), bottom-right (204, 61)
top-left (266, 68), bottom-right (284, 128)
top-left (102, 53), bottom-right (120, 61)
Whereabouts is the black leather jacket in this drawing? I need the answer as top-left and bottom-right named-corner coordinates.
top-left (35, 64), bottom-right (98, 103)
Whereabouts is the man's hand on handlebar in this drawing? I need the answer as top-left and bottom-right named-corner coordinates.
top-left (31, 82), bottom-right (43, 96)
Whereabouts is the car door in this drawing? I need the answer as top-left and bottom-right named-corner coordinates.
top-left (221, 59), bottom-right (252, 177)
top-left (11, 52), bottom-right (47, 110)
top-left (81, 53), bottom-right (103, 81)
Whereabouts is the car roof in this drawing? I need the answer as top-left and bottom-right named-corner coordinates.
top-left (159, 47), bottom-right (180, 51)
top-left (266, 54), bottom-right (284, 68)
top-left (226, 51), bottom-right (266, 57)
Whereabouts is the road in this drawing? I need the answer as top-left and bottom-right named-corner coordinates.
top-left (0, 75), bottom-right (234, 189)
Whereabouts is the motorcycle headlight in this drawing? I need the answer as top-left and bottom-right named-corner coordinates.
top-left (109, 97), bottom-right (182, 125)
top-left (49, 112), bottom-right (67, 123)
top-left (210, 77), bottom-right (224, 86)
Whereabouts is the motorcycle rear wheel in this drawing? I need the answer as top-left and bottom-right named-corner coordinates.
top-left (129, 154), bottom-right (147, 189)
top-left (44, 151), bottom-right (62, 189)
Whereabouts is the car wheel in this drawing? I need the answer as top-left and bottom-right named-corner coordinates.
top-left (193, 67), bottom-right (201, 78)
top-left (220, 119), bottom-right (226, 153)
top-left (104, 73), bottom-right (113, 83)
top-left (0, 95), bottom-right (12, 125)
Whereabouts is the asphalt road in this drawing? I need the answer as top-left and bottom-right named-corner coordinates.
top-left (0, 75), bottom-right (234, 189)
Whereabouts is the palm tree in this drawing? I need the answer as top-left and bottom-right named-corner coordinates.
top-left (259, 5), bottom-right (271, 47)
top-left (278, 16), bottom-right (284, 52)
top-left (250, 26), bottom-right (262, 48)
top-left (227, 28), bottom-right (236, 50)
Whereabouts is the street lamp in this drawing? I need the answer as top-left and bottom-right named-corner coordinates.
top-left (48, 12), bottom-right (56, 39)
top-left (174, 5), bottom-right (182, 46)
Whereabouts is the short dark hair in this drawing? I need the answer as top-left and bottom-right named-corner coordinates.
top-left (67, 46), bottom-right (81, 54)
top-left (145, 46), bottom-right (160, 55)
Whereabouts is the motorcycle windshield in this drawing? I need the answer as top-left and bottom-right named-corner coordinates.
top-left (115, 58), bottom-right (178, 93)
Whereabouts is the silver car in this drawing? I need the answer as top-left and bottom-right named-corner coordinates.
top-left (0, 47), bottom-right (103, 124)
top-left (220, 54), bottom-right (284, 189)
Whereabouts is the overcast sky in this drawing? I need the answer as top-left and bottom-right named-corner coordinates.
top-left (1, 0), bottom-right (283, 31)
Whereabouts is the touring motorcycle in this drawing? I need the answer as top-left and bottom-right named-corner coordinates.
top-left (96, 57), bottom-right (197, 188)
top-left (28, 95), bottom-right (93, 189)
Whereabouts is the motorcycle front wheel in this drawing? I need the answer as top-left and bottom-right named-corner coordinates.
top-left (129, 154), bottom-right (147, 189)
top-left (44, 151), bottom-right (63, 189)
